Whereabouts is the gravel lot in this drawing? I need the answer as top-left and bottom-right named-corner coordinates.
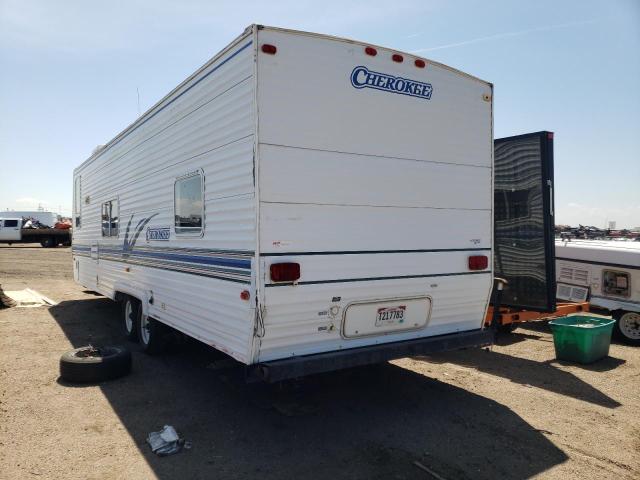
top-left (1, 245), bottom-right (639, 479)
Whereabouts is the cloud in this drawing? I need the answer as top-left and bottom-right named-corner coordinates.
top-left (0, 0), bottom-right (428, 54)
top-left (412, 19), bottom-right (597, 53)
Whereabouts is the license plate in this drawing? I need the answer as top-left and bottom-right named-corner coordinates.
top-left (376, 305), bottom-right (406, 327)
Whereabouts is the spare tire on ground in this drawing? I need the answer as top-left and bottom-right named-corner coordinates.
top-left (59, 345), bottom-right (132, 383)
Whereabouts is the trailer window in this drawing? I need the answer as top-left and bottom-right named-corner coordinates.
top-left (174, 173), bottom-right (203, 235)
top-left (3, 220), bottom-right (18, 227)
top-left (74, 176), bottom-right (81, 228)
top-left (101, 200), bottom-right (119, 237)
top-left (603, 270), bottom-right (630, 297)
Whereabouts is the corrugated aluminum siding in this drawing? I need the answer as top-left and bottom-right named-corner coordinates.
top-left (73, 35), bottom-right (257, 363)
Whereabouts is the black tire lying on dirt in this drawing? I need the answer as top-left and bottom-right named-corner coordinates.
top-left (59, 345), bottom-right (132, 383)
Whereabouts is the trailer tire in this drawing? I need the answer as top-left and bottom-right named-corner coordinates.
top-left (59, 345), bottom-right (131, 383)
top-left (139, 315), bottom-right (169, 355)
top-left (613, 310), bottom-right (640, 346)
top-left (122, 296), bottom-right (140, 342)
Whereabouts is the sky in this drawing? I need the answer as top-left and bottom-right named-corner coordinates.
top-left (1, 0), bottom-right (639, 227)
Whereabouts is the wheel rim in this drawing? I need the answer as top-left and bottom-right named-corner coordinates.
top-left (140, 315), bottom-right (151, 345)
top-left (619, 312), bottom-right (640, 340)
top-left (124, 300), bottom-right (133, 334)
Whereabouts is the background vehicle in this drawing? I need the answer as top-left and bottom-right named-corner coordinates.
top-left (0, 210), bottom-right (58, 227)
top-left (556, 239), bottom-right (640, 345)
top-left (0, 217), bottom-right (71, 247)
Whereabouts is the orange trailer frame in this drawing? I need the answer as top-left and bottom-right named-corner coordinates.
top-left (485, 302), bottom-right (590, 327)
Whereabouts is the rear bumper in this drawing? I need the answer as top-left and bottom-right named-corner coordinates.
top-left (247, 328), bottom-right (494, 382)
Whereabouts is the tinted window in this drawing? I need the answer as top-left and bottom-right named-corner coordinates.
top-left (175, 173), bottom-right (203, 234)
top-left (74, 176), bottom-right (81, 228)
top-left (4, 220), bottom-right (18, 227)
top-left (101, 200), bottom-right (119, 237)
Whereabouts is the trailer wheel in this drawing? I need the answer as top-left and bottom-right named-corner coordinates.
top-left (59, 345), bottom-right (131, 383)
top-left (613, 311), bottom-right (640, 346)
top-left (122, 296), bottom-right (140, 342)
top-left (139, 314), bottom-right (168, 354)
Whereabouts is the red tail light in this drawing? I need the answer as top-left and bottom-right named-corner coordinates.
top-left (468, 255), bottom-right (489, 271)
top-left (270, 262), bottom-right (300, 282)
top-left (365, 46), bottom-right (377, 56)
top-left (261, 44), bottom-right (277, 55)
top-left (392, 54), bottom-right (404, 63)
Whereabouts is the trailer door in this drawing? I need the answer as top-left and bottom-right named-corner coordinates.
top-left (493, 131), bottom-right (556, 312)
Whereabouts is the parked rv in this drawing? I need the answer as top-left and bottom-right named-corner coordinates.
top-left (72, 25), bottom-right (495, 381)
top-left (556, 239), bottom-right (640, 345)
top-left (0, 218), bottom-right (71, 247)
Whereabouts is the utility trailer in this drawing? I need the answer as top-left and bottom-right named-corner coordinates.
top-left (0, 218), bottom-right (71, 247)
top-left (72, 25), bottom-right (495, 381)
top-left (484, 132), bottom-right (588, 331)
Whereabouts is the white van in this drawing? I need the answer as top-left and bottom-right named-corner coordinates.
top-left (72, 25), bottom-right (495, 380)
top-left (556, 239), bottom-right (640, 345)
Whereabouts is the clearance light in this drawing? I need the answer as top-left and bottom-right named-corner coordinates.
top-left (270, 262), bottom-right (301, 283)
top-left (468, 255), bottom-right (489, 271)
top-left (240, 290), bottom-right (250, 301)
top-left (392, 54), bottom-right (403, 63)
top-left (261, 44), bottom-right (277, 55)
top-left (414, 59), bottom-right (426, 68)
top-left (365, 46), bottom-right (377, 56)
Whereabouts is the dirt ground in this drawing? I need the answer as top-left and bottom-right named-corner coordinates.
top-left (0, 245), bottom-right (638, 480)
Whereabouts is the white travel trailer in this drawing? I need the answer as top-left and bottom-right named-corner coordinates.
top-left (72, 25), bottom-right (495, 380)
top-left (556, 239), bottom-right (640, 345)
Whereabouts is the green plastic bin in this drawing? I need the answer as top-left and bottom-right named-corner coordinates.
top-left (548, 314), bottom-right (615, 364)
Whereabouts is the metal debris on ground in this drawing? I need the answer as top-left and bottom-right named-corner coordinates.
top-left (146, 425), bottom-right (191, 456)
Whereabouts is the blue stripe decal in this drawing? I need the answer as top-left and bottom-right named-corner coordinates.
top-left (100, 248), bottom-right (251, 269)
top-left (72, 245), bottom-right (253, 283)
top-left (84, 41), bottom-right (253, 167)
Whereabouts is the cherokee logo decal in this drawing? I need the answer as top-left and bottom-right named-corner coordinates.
top-left (146, 227), bottom-right (170, 241)
top-left (350, 66), bottom-right (433, 100)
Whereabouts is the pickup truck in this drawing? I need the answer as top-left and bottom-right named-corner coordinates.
top-left (0, 218), bottom-right (71, 247)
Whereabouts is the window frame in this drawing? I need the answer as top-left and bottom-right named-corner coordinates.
top-left (173, 170), bottom-right (205, 237)
top-left (602, 269), bottom-right (630, 298)
top-left (101, 198), bottom-right (119, 238)
top-left (74, 176), bottom-right (82, 228)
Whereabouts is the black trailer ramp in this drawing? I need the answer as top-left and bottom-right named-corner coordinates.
top-left (493, 131), bottom-right (556, 312)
